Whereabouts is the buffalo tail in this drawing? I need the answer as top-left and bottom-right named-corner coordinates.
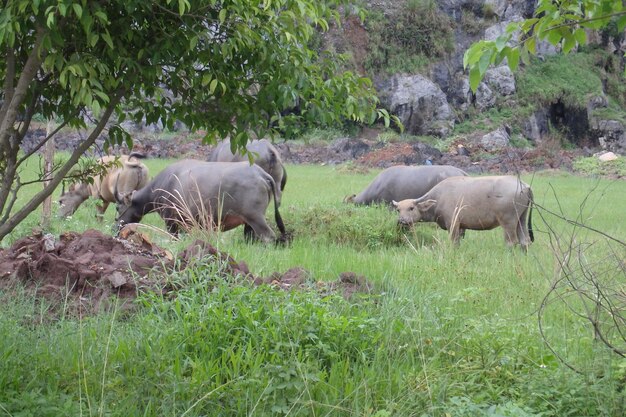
top-left (528, 188), bottom-right (534, 243)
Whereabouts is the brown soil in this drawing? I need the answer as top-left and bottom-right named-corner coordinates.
top-left (0, 227), bottom-right (374, 318)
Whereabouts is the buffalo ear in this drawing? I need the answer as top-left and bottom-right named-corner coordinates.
top-left (392, 200), bottom-right (399, 208)
top-left (122, 191), bottom-right (135, 206)
top-left (343, 194), bottom-right (356, 203)
top-left (417, 199), bottom-right (436, 211)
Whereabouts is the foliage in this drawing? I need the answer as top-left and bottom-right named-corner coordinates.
top-left (464, 0), bottom-right (626, 92)
top-left (0, 0), bottom-right (396, 242)
top-left (364, 0), bottom-right (454, 74)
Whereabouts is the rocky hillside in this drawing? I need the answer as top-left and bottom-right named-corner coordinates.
top-left (324, 0), bottom-right (626, 154)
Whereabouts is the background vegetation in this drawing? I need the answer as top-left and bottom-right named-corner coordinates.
top-left (1, 157), bottom-right (624, 416)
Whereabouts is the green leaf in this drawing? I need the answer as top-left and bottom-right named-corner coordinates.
top-left (526, 37), bottom-right (536, 55)
top-left (546, 29), bottom-right (562, 46)
top-left (219, 8), bottom-right (227, 24)
top-left (72, 3), bottom-right (82, 19)
top-left (574, 28), bottom-right (587, 45)
top-left (46, 12), bottom-right (54, 28)
top-left (478, 52), bottom-right (492, 76)
top-left (178, 0), bottom-right (188, 16)
top-left (209, 78), bottom-right (218, 94)
top-left (617, 15), bottom-right (626, 32)
top-left (562, 33), bottom-right (576, 54)
top-left (469, 67), bottom-right (481, 93)
top-left (101, 31), bottom-right (114, 49)
top-left (506, 47), bottom-right (520, 71)
top-left (495, 35), bottom-right (508, 52)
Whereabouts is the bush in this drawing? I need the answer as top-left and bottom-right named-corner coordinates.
top-left (573, 155), bottom-right (626, 177)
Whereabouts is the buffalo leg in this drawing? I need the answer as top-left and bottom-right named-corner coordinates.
top-left (448, 223), bottom-right (463, 245)
top-left (246, 218), bottom-right (276, 244)
top-left (516, 210), bottom-right (530, 252)
top-left (243, 224), bottom-right (257, 242)
top-left (502, 224), bottom-right (519, 248)
top-left (96, 201), bottom-right (109, 222)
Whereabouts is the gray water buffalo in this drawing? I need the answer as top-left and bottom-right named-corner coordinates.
top-left (58, 153), bottom-right (149, 219)
top-left (208, 138), bottom-right (287, 198)
top-left (345, 165), bottom-right (468, 205)
top-left (393, 175), bottom-right (534, 250)
top-left (115, 160), bottom-right (286, 243)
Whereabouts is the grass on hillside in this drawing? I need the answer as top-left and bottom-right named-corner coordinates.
top-left (1, 159), bottom-right (625, 416)
top-left (573, 155), bottom-right (626, 177)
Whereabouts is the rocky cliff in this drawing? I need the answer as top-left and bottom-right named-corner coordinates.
top-left (329, 0), bottom-right (626, 153)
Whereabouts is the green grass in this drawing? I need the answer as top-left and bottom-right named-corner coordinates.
top-left (516, 53), bottom-right (605, 109)
top-left (573, 155), bottom-right (626, 177)
top-left (1, 159), bottom-right (625, 416)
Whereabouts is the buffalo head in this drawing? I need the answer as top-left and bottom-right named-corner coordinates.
top-left (392, 199), bottom-right (436, 227)
top-left (58, 184), bottom-right (89, 218)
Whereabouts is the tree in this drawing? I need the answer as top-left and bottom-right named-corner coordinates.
top-left (0, 0), bottom-right (393, 242)
top-left (464, 0), bottom-right (626, 92)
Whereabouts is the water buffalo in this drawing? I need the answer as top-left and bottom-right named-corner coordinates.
top-left (393, 175), bottom-right (534, 250)
top-left (208, 138), bottom-right (287, 199)
top-left (345, 165), bottom-right (468, 205)
top-left (115, 160), bottom-right (286, 243)
top-left (58, 153), bottom-right (149, 219)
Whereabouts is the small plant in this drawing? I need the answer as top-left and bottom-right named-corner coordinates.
top-left (509, 135), bottom-right (533, 148)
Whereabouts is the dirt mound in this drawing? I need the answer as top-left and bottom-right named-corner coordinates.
top-left (0, 229), bottom-right (374, 318)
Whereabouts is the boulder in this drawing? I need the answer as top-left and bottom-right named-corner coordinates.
top-left (480, 126), bottom-right (511, 150)
top-left (522, 108), bottom-right (549, 144)
top-left (475, 82), bottom-right (496, 110)
top-left (484, 65), bottom-right (516, 96)
top-left (376, 74), bottom-right (455, 136)
top-left (593, 120), bottom-right (626, 153)
top-left (596, 151), bottom-right (619, 162)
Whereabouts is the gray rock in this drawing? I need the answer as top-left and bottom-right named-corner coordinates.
top-left (483, 0), bottom-right (507, 18)
top-left (376, 74), bottom-right (455, 136)
top-left (522, 109), bottom-right (549, 144)
top-left (592, 120), bottom-right (626, 153)
top-left (484, 65), bottom-right (516, 96)
top-left (480, 126), bottom-right (511, 150)
top-left (475, 82), bottom-right (496, 110)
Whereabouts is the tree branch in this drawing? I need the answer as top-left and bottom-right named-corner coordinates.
top-left (0, 89), bottom-right (125, 242)
top-left (0, 46), bottom-right (16, 128)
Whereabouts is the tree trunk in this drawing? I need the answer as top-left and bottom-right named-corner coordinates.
top-left (41, 120), bottom-right (56, 228)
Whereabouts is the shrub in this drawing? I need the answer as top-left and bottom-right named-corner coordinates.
top-left (364, 1), bottom-right (454, 74)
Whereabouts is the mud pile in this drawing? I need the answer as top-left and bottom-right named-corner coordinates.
top-left (0, 229), bottom-right (373, 317)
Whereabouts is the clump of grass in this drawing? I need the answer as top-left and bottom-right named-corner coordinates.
top-left (287, 203), bottom-right (404, 249)
top-left (573, 155), bottom-right (626, 177)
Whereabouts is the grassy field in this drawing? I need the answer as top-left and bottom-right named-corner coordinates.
top-left (1, 157), bottom-right (625, 416)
